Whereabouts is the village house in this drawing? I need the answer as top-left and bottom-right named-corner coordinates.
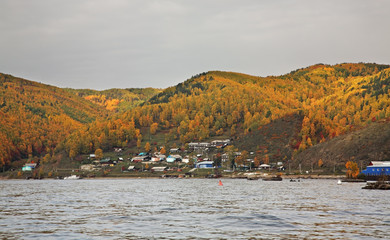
top-left (210, 139), bottom-right (231, 148)
top-left (362, 161), bottom-right (390, 176)
top-left (151, 154), bottom-right (166, 162)
top-left (189, 142), bottom-right (211, 150)
top-left (151, 166), bottom-right (168, 172)
top-left (170, 148), bottom-right (180, 153)
top-left (196, 161), bottom-right (214, 168)
top-left (100, 158), bottom-right (114, 166)
top-left (182, 156), bottom-right (190, 163)
top-left (131, 152), bottom-right (151, 162)
top-left (222, 153), bottom-right (229, 162)
top-left (80, 164), bottom-right (95, 171)
top-left (114, 148), bottom-right (123, 153)
top-left (166, 155), bottom-right (182, 163)
top-left (22, 163), bottom-right (37, 172)
top-left (259, 164), bottom-right (271, 170)
top-left (127, 166), bottom-right (136, 171)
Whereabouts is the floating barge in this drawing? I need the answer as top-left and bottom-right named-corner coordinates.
top-left (362, 181), bottom-right (390, 190)
top-left (262, 175), bottom-right (283, 181)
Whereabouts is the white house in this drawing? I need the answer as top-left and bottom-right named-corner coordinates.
top-left (166, 155), bottom-right (182, 163)
top-left (259, 164), bottom-right (271, 169)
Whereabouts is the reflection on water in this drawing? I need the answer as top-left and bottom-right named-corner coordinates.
top-left (0, 179), bottom-right (389, 239)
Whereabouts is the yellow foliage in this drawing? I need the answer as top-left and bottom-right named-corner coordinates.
top-left (144, 142), bottom-right (151, 152)
top-left (345, 161), bottom-right (359, 179)
top-left (318, 159), bottom-right (323, 168)
top-left (95, 148), bottom-right (103, 159)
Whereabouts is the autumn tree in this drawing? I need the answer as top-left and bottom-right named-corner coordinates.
top-left (95, 148), bottom-right (103, 159)
top-left (241, 150), bottom-right (249, 166)
top-left (253, 156), bottom-right (260, 168)
top-left (160, 147), bottom-right (166, 155)
top-left (145, 142), bottom-right (151, 152)
top-left (69, 150), bottom-right (77, 160)
top-left (235, 156), bottom-right (243, 167)
top-left (318, 159), bottom-right (324, 168)
top-left (345, 161), bottom-right (359, 179)
top-left (264, 154), bottom-right (270, 164)
top-left (42, 153), bottom-right (51, 164)
top-left (150, 123), bottom-right (158, 135)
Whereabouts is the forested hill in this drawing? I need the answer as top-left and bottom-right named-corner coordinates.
top-left (60, 63), bottom-right (390, 168)
top-left (0, 73), bottom-right (108, 167)
top-left (2, 62), bottom-right (390, 170)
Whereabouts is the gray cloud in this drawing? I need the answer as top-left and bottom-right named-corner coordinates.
top-left (0, 0), bottom-right (389, 90)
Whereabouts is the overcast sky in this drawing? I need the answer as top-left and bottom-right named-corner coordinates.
top-left (0, 0), bottom-right (389, 90)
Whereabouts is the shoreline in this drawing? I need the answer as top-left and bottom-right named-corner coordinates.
top-left (281, 174), bottom-right (345, 179)
top-left (0, 174), bottom-right (346, 180)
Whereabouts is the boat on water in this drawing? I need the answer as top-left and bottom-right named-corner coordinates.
top-left (262, 175), bottom-right (283, 181)
top-left (64, 175), bottom-right (80, 180)
top-left (289, 178), bottom-right (301, 182)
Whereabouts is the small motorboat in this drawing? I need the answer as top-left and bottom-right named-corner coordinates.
top-left (337, 180), bottom-right (342, 185)
top-left (64, 175), bottom-right (80, 180)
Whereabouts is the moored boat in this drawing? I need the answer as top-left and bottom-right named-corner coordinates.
top-left (262, 175), bottom-right (283, 181)
top-left (64, 175), bottom-right (80, 180)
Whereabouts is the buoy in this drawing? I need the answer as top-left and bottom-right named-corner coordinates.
top-left (218, 180), bottom-right (223, 186)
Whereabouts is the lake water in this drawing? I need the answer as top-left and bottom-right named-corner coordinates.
top-left (0, 178), bottom-right (389, 239)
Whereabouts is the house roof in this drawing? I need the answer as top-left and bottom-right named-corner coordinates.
top-left (197, 161), bottom-right (214, 165)
top-left (370, 161), bottom-right (390, 166)
top-left (24, 163), bottom-right (37, 167)
top-left (100, 159), bottom-right (112, 163)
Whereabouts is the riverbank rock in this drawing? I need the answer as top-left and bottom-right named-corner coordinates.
top-left (362, 181), bottom-right (390, 190)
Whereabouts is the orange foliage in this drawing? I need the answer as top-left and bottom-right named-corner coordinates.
top-left (345, 161), bottom-right (359, 178)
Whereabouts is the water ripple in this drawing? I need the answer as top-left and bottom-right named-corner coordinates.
top-left (1, 179), bottom-right (389, 239)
